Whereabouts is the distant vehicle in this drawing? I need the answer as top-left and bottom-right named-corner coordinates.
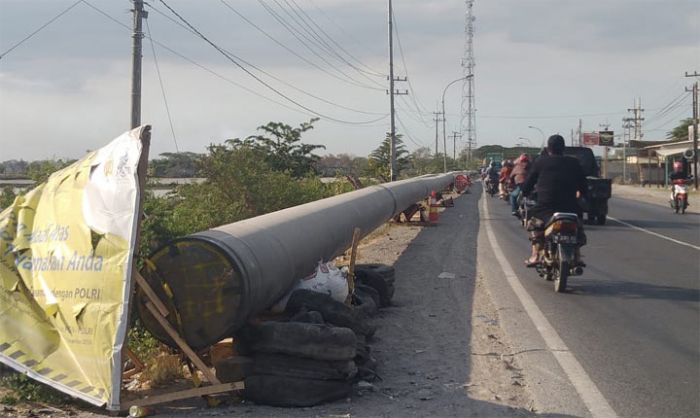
top-left (670, 178), bottom-right (689, 214)
top-left (563, 147), bottom-right (612, 225)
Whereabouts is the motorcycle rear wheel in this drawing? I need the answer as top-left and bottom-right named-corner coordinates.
top-left (554, 258), bottom-right (569, 293)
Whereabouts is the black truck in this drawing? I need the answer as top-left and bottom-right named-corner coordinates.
top-left (564, 147), bottom-right (612, 225)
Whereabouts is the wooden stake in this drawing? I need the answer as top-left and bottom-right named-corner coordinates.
top-left (345, 227), bottom-right (362, 304)
top-left (143, 301), bottom-right (221, 385)
top-left (128, 382), bottom-right (244, 407)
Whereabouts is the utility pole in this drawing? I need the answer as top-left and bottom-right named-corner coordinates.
top-left (433, 111), bottom-right (444, 156)
top-left (570, 128), bottom-right (574, 147)
top-left (577, 119), bottom-right (582, 147)
top-left (599, 121), bottom-right (610, 178)
top-left (685, 71), bottom-right (699, 190)
top-left (386, 0), bottom-right (407, 181)
top-left (131, 0), bottom-right (147, 129)
top-left (452, 131), bottom-right (462, 163)
top-left (461, 0), bottom-right (476, 164)
top-left (625, 99), bottom-right (645, 184)
top-left (622, 117), bottom-right (634, 183)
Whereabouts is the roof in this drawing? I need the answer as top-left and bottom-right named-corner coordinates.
top-left (641, 140), bottom-right (695, 158)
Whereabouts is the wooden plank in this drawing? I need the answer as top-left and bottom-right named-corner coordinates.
top-left (345, 227), bottom-right (362, 305)
top-left (134, 271), bottom-right (169, 318)
top-left (144, 301), bottom-right (221, 385)
top-left (129, 382), bottom-right (244, 407)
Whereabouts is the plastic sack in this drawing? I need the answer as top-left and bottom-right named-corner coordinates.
top-left (272, 261), bottom-right (349, 313)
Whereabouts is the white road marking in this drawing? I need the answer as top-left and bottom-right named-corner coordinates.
top-left (482, 192), bottom-right (618, 418)
top-left (607, 216), bottom-right (700, 251)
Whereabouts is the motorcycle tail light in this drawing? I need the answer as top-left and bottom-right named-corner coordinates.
top-left (552, 221), bottom-right (577, 233)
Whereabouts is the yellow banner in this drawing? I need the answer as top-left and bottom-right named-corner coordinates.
top-left (0, 128), bottom-right (145, 410)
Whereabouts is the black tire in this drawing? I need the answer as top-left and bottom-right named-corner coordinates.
top-left (355, 264), bottom-right (395, 283)
top-left (355, 284), bottom-right (381, 307)
top-left (249, 353), bottom-right (357, 381)
top-left (355, 269), bottom-right (393, 307)
top-left (236, 321), bottom-right (357, 361)
top-left (244, 374), bottom-right (351, 407)
top-left (596, 215), bottom-right (607, 225)
top-left (554, 251), bottom-right (569, 293)
top-left (286, 289), bottom-right (376, 338)
top-left (353, 287), bottom-right (378, 317)
top-left (675, 200), bottom-right (680, 213)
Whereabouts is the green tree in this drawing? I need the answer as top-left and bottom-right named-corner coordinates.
top-left (0, 186), bottom-right (16, 212)
top-left (667, 118), bottom-right (694, 142)
top-left (26, 159), bottom-right (75, 183)
top-left (228, 118), bottom-right (325, 178)
top-left (367, 133), bottom-right (410, 182)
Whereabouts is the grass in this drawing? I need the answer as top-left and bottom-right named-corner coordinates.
top-left (0, 370), bottom-right (70, 405)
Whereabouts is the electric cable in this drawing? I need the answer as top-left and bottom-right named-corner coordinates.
top-left (219, 0), bottom-right (382, 91)
top-left (0, 0), bottom-right (82, 60)
top-left (256, 0), bottom-right (384, 91)
top-left (157, 0), bottom-right (389, 125)
top-left (148, 1), bottom-right (385, 116)
top-left (145, 18), bottom-right (180, 153)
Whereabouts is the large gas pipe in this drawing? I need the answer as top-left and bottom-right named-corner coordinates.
top-left (138, 173), bottom-right (458, 349)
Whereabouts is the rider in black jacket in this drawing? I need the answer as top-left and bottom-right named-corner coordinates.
top-left (521, 135), bottom-right (588, 266)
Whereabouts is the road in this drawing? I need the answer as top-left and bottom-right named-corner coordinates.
top-left (480, 184), bottom-right (700, 418)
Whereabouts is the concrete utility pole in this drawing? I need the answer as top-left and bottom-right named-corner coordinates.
top-left (622, 117), bottom-right (634, 183)
top-left (387, 0), bottom-right (407, 181)
top-left (627, 98), bottom-right (645, 142)
top-left (685, 71), bottom-right (699, 190)
top-left (131, 0), bottom-right (147, 129)
top-left (433, 111), bottom-right (444, 156)
top-left (577, 119), bottom-right (582, 147)
top-left (452, 131), bottom-right (462, 162)
top-left (461, 0), bottom-right (476, 162)
top-left (599, 121), bottom-right (611, 178)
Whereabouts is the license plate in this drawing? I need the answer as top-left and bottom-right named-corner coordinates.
top-left (556, 235), bottom-right (577, 244)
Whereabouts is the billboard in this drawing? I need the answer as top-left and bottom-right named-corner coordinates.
top-left (599, 131), bottom-right (615, 146)
top-left (0, 128), bottom-right (145, 410)
top-left (582, 132), bottom-right (600, 146)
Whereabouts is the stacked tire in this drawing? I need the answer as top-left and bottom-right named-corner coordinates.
top-left (354, 264), bottom-right (395, 307)
top-left (216, 264), bottom-right (396, 407)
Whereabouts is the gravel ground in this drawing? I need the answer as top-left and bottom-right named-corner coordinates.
top-left (1, 191), bottom-right (536, 417)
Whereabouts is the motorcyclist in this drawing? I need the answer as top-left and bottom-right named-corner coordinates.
top-left (669, 160), bottom-right (689, 196)
top-left (521, 135), bottom-right (588, 266)
top-left (485, 161), bottom-right (500, 194)
top-left (509, 154), bottom-right (531, 215)
top-left (499, 160), bottom-right (514, 198)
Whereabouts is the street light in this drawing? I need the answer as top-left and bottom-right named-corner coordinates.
top-left (442, 74), bottom-right (474, 172)
top-left (517, 137), bottom-right (533, 146)
top-left (528, 125), bottom-right (546, 150)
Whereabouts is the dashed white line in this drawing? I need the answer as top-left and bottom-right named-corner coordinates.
top-left (607, 216), bottom-right (700, 251)
top-left (482, 192), bottom-right (618, 418)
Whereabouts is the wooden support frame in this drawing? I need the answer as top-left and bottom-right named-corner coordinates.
top-left (345, 227), bottom-right (362, 305)
top-left (118, 126), bottom-right (242, 410)
top-left (128, 382), bottom-right (245, 407)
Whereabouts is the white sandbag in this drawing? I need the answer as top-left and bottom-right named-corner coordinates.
top-left (272, 261), bottom-right (348, 313)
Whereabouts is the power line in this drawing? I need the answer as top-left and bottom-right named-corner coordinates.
top-left (286, 0), bottom-right (385, 77)
top-left (218, 0), bottom-right (381, 91)
top-left (145, 18), bottom-right (179, 152)
top-left (148, 1), bottom-right (385, 117)
top-left (156, 0), bottom-right (388, 125)
top-left (82, 0), bottom-right (386, 124)
top-left (396, 113), bottom-right (425, 148)
top-left (255, 0), bottom-right (384, 91)
top-left (274, 0), bottom-right (385, 86)
top-left (0, 0), bottom-right (82, 60)
top-left (391, 9), bottom-right (431, 128)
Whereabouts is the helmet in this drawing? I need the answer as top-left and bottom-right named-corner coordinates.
top-left (672, 160), bottom-right (683, 172)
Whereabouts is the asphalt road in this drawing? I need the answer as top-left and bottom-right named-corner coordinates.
top-left (481, 186), bottom-right (700, 418)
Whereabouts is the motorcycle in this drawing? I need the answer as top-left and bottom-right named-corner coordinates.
top-left (485, 177), bottom-right (498, 197)
top-left (535, 212), bottom-right (584, 293)
top-left (669, 179), bottom-right (689, 214)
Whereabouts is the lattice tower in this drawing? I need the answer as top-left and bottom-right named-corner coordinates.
top-left (461, 0), bottom-right (476, 161)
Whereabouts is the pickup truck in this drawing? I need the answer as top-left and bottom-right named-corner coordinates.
top-left (564, 147), bottom-right (612, 225)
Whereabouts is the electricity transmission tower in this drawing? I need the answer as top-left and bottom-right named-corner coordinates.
top-left (461, 0), bottom-right (476, 164)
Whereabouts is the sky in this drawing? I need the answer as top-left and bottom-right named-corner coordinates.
top-left (0, 0), bottom-right (698, 161)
